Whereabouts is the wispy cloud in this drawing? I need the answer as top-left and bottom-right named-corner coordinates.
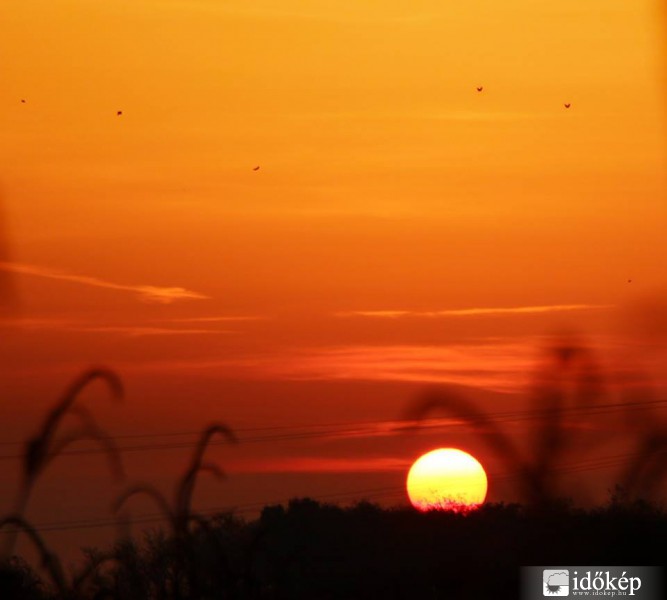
top-left (337, 304), bottom-right (614, 319)
top-left (167, 315), bottom-right (265, 323)
top-left (0, 317), bottom-right (231, 337)
top-left (122, 341), bottom-right (537, 393)
top-left (0, 262), bottom-right (209, 304)
top-left (73, 326), bottom-right (228, 337)
top-left (0, 317), bottom-right (77, 330)
top-left (243, 417), bottom-right (467, 444)
top-left (264, 344), bottom-right (535, 392)
top-left (228, 456), bottom-right (411, 474)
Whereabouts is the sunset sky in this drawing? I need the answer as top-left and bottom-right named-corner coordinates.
top-left (0, 0), bottom-right (666, 560)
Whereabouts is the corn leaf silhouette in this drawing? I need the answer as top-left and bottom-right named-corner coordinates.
top-left (2, 368), bottom-right (124, 559)
top-left (23, 368), bottom-right (123, 486)
top-left (404, 343), bottom-right (608, 506)
top-left (114, 423), bottom-right (237, 537)
top-left (0, 516), bottom-right (66, 595)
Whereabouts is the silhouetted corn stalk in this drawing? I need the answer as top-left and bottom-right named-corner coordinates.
top-left (405, 386), bottom-right (547, 505)
top-left (112, 424), bottom-right (237, 599)
top-left (0, 516), bottom-right (122, 599)
top-left (0, 515), bottom-right (66, 596)
top-left (624, 0), bottom-right (667, 502)
top-left (113, 424), bottom-right (237, 538)
top-left (529, 344), bottom-right (604, 492)
top-left (405, 343), bottom-right (606, 507)
top-left (70, 550), bottom-right (120, 597)
top-left (1, 368), bottom-right (124, 558)
top-left (619, 429), bottom-right (667, 499)
top-left (616, 378), bottom-right (667, 500)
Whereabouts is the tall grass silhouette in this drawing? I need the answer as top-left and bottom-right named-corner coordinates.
top-left (111, 424), bottom-right (237, 598)
top-left (1, 368), bottom-right (124, 559)
top-left (619, 413), bottom-right (667, 500)
top-left (0, 516), bottom-right (66, 595)
top-left (113, 424), bottom-right (237, 538)
top-left (404, 341), bottom-right (615, 507)
top-left (0, 515), bottom-right (119, 598)
top-left (0, 371), bottom-right (239, 598)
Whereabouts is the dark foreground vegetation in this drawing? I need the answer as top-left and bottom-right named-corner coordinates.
top-left (1, 495), bottom-right (665, 600)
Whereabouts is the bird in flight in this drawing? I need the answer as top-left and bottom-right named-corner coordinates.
top-left (20, 99), bottom-right (26, 104)
top-left (253, 166), bottom-right (260, 171)
top-left (564, 103), bottom-right (571, 109)
top-left (476, 86), bottom-right (483, 92)
top-left (116, 110), bottom-right (123, 116)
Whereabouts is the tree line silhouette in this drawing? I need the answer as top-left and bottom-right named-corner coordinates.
top-left (1, 495), bottom-right (665, 599)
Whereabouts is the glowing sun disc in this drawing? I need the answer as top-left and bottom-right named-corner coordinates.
top-left (406, 448), bottom-right (488, 512)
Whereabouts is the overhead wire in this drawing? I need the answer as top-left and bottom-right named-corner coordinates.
top-left (0, 398), bottom-right (664, 461)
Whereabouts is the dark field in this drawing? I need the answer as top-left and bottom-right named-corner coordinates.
top-left (2, 495), bottom-right (665, 600)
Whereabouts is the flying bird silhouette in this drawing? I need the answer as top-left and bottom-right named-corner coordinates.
top-left (564, 103), bottom-right (571, 109)
top-left (253, 166), bottom-right (260, 171)
top-left (116, 110), bottom-right (123, 116)
top-left (20, 99), bottom-right (26, 104)
top-left (476, 86), bottom-right (483, 92)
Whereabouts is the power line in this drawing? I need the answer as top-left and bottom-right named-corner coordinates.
top-left (0, 398), bottom-right (664, 462)
top-left (2, 398), bottom-right (665, 448)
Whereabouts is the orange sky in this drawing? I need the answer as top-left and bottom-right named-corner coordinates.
top-left (0, 0), bottom-right (666, 562)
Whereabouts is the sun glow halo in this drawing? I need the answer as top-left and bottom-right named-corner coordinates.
top-left (406, 448), bottom-right (488, 512)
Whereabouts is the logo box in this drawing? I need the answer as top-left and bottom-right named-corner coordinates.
top-left (521, 566), bottom-right (664, 600)
top-left (542, 569), bottom-right (569, 596)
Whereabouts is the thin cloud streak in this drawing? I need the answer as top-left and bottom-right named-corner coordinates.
top-left (0, 262), bottom-right (209, 304)
top-left (270, 417), bottom-right (469, 444)
top-left (167, 316), bottom-right (266, 323)
top-left (337, 304), bottom-right (614, 319)
top-left (268, 345), bottom-right (534, 392)
top-left (0, 317), bottom-right (230, 337)
top-left (120, 341), bottom-right (537, 393)
top-left (73, 326), bottom-right (230, 337)
top-left (228, 456), bottom-right (411, 474)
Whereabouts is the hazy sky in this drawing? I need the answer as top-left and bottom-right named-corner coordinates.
top-left (0, 0), bottom-right (665, 561)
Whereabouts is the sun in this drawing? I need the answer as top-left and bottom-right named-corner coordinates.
top-left (406, 448), bottom-right (488, 512)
